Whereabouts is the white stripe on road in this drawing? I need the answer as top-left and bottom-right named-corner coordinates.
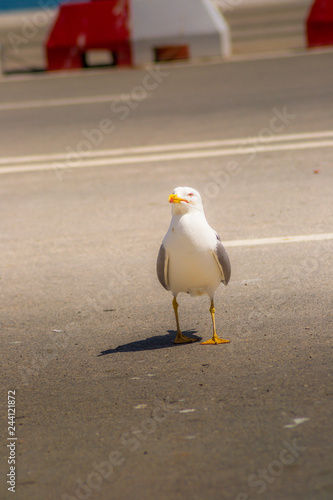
top-left (1, 130), bottom-right (333, 166)
top-left (224, 233), bottom-right (333, 247)
top-left (0, 137), bottom-right (333, 175)
top-left (0, 94), bottom-right (139, 111)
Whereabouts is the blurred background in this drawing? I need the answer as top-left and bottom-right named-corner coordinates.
top-left (0, 0), bottom-right (316, 75)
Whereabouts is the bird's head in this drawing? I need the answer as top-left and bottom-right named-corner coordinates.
top-left (168, 187), bottom-right (204, 215)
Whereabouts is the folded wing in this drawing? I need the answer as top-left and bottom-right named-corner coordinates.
top-left (156, 244), bottom-right (170, 290)
top-left (213, 235), bottom-right (231, 285)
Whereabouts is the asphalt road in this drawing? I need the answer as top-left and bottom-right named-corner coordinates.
top-left (1, 50), bottom-right (333, 500)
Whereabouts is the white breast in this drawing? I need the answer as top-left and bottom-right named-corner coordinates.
top-left (163, 212), bottom-right (222, 297)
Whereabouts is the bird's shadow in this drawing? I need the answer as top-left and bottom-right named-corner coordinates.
top-left (98, 330), bottom-right (201, 356)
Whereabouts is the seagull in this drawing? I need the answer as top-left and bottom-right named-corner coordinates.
top-left (156, 186), bottom-right (231, 345)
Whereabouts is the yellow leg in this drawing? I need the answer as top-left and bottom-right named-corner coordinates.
top-left (172, 297), bottom-right (199, 344)
top-left (201, 299), bottom-right (230, 345)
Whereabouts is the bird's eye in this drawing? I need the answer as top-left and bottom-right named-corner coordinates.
top-left (188, 193), bottom-right (194, 197)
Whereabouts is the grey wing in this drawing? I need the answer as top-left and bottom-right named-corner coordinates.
top-left (156, 244), bottom-right (170, 290)
top-left (213, 236), bottom-right (231, 285)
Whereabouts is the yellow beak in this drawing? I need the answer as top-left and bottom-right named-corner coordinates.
top-left (169, 194), bottom-right (188, 204)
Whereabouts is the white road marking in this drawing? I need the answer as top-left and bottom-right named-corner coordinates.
top-left (283, 418), bottom-right (310, 429)
top-left (1, 131), bottom-right (333, 175)
top-left (0, 94), bottom-right (138, 111)
top-left (1, 130), bottom-right (333, 166)
top-left (224, 233), bottom-right (333, 247)
top-left (0, 67), bottom-right (118, 84)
